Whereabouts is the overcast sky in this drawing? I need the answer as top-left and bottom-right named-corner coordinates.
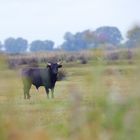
top-left (0, 0), bottom-right (140, 46)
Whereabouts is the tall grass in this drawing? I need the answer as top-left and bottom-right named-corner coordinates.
top-left (0, 48), bottom-right (140, 140)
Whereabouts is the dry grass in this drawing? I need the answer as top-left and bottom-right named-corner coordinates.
top-left (0, 48), bottom-right (140, 140)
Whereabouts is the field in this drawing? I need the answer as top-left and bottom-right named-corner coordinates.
top-left (0, 49), bottom-right (140, 140)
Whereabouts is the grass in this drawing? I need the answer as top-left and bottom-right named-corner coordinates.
top-left (0, 50), bottom-right (140, 140)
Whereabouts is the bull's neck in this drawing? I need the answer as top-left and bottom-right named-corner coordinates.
top-left (48, 68), bottom-right (57, 80)
top-left (48, 68), bottom-right (57, 88)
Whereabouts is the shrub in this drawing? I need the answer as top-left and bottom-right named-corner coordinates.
top-left (57, 69), bottom-right (67, 81)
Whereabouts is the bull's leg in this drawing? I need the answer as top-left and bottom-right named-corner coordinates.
top-left (22, 77), bottom-right (31, 99)
top-left (23, 87), bottom-right (26, 99)
top-left (26, 86), bottom-right (31, 99)
top-left (45, 87), bottom-right (49, 99)
top-left (23, 83), bottom-right (31, 99)
top-left (51, 88), bottom-right (54, 98)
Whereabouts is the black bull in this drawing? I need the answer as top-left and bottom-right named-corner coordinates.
top-left (22, 63), bottom-right (62, 99)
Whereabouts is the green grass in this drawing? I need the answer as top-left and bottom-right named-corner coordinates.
top-left (0, 53), bottom-right (140, 140)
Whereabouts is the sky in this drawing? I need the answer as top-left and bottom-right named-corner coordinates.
top-left (0, 0), bottom-right (140, 47)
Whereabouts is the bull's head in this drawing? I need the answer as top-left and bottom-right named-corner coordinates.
top-left (47, 62), bottom-right (62, 74)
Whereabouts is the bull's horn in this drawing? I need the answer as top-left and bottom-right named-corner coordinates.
top-left (47, 63), bottom-right (51, 66)
top-left (57, 61), bottom-right (62, 65)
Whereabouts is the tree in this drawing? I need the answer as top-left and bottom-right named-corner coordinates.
top-left (30, 40), bottom-right (54, 52)
top-left (126, 25), bottom-right (140, 48)
top-left (95, 26), bottom-right (123, 45)
top-left (0, 41), bottom-right (3, 51)
top-left (82, 30), bottom-right (97, 48)
top-left (61, 27), bottom-right (123, 51)
top-left (44, 40), bottom-right (54, 50)
top-left (4, 37), bottom-right (28, 53)
top-left (64, 32), bottom-right (75, 41)
top-left (61, 32), bottom-right (87, 51)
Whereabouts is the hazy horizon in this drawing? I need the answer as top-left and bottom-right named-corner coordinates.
top-left (0, 0), bottom-right (140, 47)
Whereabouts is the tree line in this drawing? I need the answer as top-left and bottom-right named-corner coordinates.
top-left (0, 25), bottom-right (140, 53)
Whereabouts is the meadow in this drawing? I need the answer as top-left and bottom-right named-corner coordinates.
top-left (0, 48), bottom-right (140, 140)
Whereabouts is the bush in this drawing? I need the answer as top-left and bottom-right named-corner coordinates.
top-left (57, 69), bottom-right (67, 81)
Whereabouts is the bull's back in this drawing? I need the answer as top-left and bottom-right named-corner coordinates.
top-left (22, 68), bottom-right (31, 77)
top-left (22, 68), bottom-right (51, 88)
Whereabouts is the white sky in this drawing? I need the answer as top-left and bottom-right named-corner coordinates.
top-left (0, 0), bottom-right (140, 47)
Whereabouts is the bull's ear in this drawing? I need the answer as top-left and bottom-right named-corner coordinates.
top-left (57, 61), bottom-right (62, 68)
top-left (58, 64), bottom-right (62, 68)
top-left (47, 63), bottom-right (51, 67)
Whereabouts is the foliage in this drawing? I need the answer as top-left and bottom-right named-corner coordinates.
top-left (61, 32), bottom-right (87, 51)
top-left (57, 69), bottom-right (67, 81)
top-left (4, 37), bottom-right (28, 53)
top-left (61, 26), bottom-right (123, 51)
top-left (0, 25), bottom-right (140, 53)
top-left (95, 26), bottom-right (123, 45)
top-left (30, 40), bottom-right (54, 52)
top-left (0, 41), bottom-right (3, 51)
top-left (126, 25), bottom-right (140, 48)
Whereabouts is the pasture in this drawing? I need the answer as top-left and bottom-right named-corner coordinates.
top-left (0, 49), bottom-right (140, 140)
